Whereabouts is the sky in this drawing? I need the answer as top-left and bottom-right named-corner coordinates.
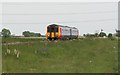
top-left (1, 0), bottom-right (119, 2)
top-left (0, 2), bottom-right (118, 36)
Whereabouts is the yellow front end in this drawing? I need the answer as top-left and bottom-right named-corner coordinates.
top-left (51, 32), bottom-right (54, 38)
top-left (46, 32), bottom-right (50, 39)
top-left (46, 32), bottom-right (59, 39)
top-left (46, 25), bottom-right (59, 40)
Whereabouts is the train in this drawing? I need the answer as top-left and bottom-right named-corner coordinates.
top-left (46, 24), bottom-right (79, 40)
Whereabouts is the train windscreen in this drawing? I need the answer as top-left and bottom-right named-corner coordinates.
top-left (47, 27), bottom-right (58, 32)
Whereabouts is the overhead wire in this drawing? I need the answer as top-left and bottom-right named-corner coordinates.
top-left (2, 10), bottom-right (117, 15)
top-left (1, 18), bottom-right (117, 24)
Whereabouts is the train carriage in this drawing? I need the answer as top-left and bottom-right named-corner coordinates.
top-left (46, 24), bottom-right (79, 40)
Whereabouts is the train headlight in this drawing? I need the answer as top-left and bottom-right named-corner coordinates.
top-left (56, 33), bottom-right (58, 36)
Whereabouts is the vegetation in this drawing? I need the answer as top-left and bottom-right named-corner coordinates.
top-left (2, 37), bottom-right (46, 43)
top-left (116, 30), bottom-right (120, 37)
top-left (83, 32), bottom-right (107, 38)
top-left (108, 33), bottom-right (113, 38)
top-left (1, 28), bottom-right (119, 73)
top-left (22, 31), bottom-right (41, 37)
top-left (2, 38), bottom-right (118, 73)
top-left (0, 37), bottom-right (2, 73)
top-left (1, 28), bottom-right (11, 38)
top-left (98, 32), bottom-right (106, 37)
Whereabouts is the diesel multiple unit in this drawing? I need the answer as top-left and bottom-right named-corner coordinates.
top-left (46, 24), bottom-right (79, 40)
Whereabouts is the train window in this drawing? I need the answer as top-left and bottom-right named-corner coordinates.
top-left (55, 28), bottom-right (58, 32)
top-left (51, 28), bottom-right (54, 32)
top-left (47, 27), bottom-right (50, 32)
top-left (47, 27), bottom-right (58, 32)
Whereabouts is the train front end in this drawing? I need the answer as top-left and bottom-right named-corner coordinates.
top-left (46, 24), bottom-right (61, 40)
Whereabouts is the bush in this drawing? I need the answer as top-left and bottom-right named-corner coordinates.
top-left (1, 28), bottom-right (11, 38)
top-left (108, 33), bottom-right (112, 38)
top-left (22, 31), bottom-right (41, 37)
top-left (99, 32), bottom-right (106, 37)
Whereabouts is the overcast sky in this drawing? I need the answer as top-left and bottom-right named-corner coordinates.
top-left (1, 2), bottom-right (118, 36)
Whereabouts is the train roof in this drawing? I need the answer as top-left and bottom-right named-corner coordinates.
top-left (48, 24), bottom-right (78, 29)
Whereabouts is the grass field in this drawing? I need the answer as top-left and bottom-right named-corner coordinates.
top-left (2, 37), bottom-right (118, 73)
top-left (0, 37), bottom-right (2, 74)
top-left (2, 37), bottom-right (46, 43)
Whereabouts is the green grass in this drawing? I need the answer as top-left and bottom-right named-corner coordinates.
top-left (0, 37), bottom-right (2, 74)
top-left (2, 37), bottom-right (46, 43)
top-left (2, 38), bottom-right (118, 73)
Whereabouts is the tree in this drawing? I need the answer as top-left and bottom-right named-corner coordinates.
top-left (0, 32), bottom-right (1, 37)
top-left (83, 34), bottom-right (86, 37)
top-left (22, 31), bottom-right (31, 37)
top-left (30, 32), bottom-right (36, 37)
top-left (1, 28), bottom-right (11, 37)
top-left (99, 32), bottom-right (106, 37)
top-left (22, 31), bottom-right (41, 37)
top-left (108, 33), bottom-right (112, 38)
top-left (35, 33), bottom-right (41, 37)
top-left (116, 29), bottom-right (120, 37)
top-left (94, 33), bottom-right (98, 37)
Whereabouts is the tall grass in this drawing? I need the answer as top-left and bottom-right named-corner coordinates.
top-left (0, 37), bottom-right (2, 74)
top-left (2, 37), bottom-right (45, 43)
top-left (2, 38), bottom-right (118, 73)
